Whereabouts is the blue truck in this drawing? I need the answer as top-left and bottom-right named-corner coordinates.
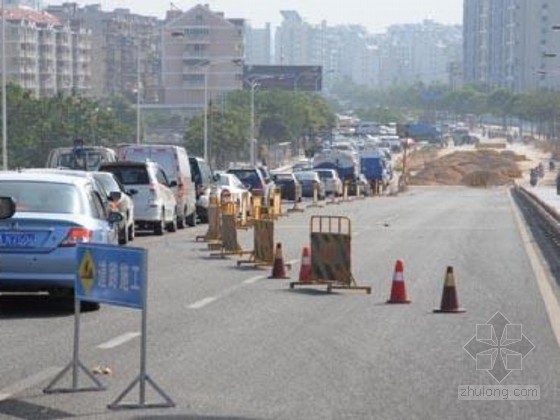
top-left (397, 122), bottom-right (442, 145)
top-left (359, 149), bottom-right (391, 189)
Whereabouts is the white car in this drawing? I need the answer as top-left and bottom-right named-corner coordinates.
top-left (98, 161), bottom-right (178, 235)
top-left (92, 171), bottom-right (135, 244)
top-left (198, 173), bottom-right (252, 215)
top-left (313, 169), bottom-right (343, 196)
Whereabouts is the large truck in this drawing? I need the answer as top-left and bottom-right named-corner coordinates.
top-left (397, 122), bottom-right (442, 145)
top-left (359, 149), bottom-right (391, 189)
top-left (312, 149), bottom-right (359, 183)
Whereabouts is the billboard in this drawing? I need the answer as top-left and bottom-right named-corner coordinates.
top-left (243, 65), bottom-right (322, 91)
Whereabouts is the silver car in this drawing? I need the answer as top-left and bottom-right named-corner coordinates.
top-left (0, 172), bottom-right (122, 300)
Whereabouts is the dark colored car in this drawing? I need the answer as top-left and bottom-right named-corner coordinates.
top-left (294, 171), bottom-right (326, 200)
top-left (272, 173), bottom-right (301, 201)
top-left (189, 156), bottom-right (215, 222)
top-left (227, 167), bottom-right (269, 198)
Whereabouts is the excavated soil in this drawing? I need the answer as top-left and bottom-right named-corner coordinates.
top-left (407, 148), bottom-right (526, 187)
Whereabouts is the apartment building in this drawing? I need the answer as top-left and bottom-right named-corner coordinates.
top-left (464, 0), bottom-right (560, 91)
top-left (245, 23), bottom-right (272, 65)
top-left (161, 4), bottom-right (244, 113)
top-left (47, 3), bottom-right (159, 101)
top-left (0, 6), bottom-right (91, 97)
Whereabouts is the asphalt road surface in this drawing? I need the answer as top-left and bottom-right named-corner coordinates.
top-left (0, 186), bottom-right (559, 420)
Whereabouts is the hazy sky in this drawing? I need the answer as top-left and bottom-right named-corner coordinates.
top-left (71, 0), bottom-right (463, 32)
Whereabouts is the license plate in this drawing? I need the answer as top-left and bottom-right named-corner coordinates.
top-left (0, 232), bottom-right (36, 248)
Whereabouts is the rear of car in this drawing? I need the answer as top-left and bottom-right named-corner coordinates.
top-left (294, 171), bottom-right (326, 199)
top-left (227, 168), bottom-right (267, 198)
top-left (272, 173), bottom-right (300, 201)
top-left (0, 172), bottom-right (120, 294)
top-left (118, 145), bottom-right (196, 227)
top-left (98, 162), bottom-right (177, 235)
top-left (314, 169), bottom-right (343, 196)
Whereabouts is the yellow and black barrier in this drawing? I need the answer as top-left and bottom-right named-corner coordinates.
top-left (290, 216), bottom-right (371, 294)
top-left (210, 202), bottom-right (250, 258)
top-left (270, 187), bottom-right (285, 219)
top-left (196, 192), bottom-right (221, 243)
top-left (237, 218), bottom-right (275, 267)
top-left (237, 192), bottom-right (251, 230)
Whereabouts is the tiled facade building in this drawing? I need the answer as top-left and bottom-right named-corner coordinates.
top-left (0, 6), bottom-right (91, 97)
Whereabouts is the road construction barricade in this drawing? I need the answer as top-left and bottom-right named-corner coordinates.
top-left (290, 216), bottom-right (371, 294)
top-left (355, 182), bottom-right (365, 200)
top-left (248, 195), bottom-right (263, 226)
top-left (210, 202), bottom-right (250, 257)
top-left (196, 192), bottom-right (221, 243)
top-left (237, 192), bottom-right (251, 230)
top-left (288, 184), bottom-right (305, 213)
top-left (237, 218), bottom-right (275, 268)
top-left (270, 187), bottom-right (284, 219)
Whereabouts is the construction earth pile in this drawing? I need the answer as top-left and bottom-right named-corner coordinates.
top-left (408, 149), bottom-right (525, 187)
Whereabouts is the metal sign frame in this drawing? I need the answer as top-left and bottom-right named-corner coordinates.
top-left (43, 244), bottom-right (175, 410)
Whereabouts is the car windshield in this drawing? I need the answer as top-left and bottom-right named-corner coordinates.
top-left (228, 170), bottom-right (260, 189)
top-left (0, 181), bottom-right (82, 214)
top-left (102, 166), bottom-right (149, 185)
top-left (295, 172), bottom-right (317, 181)
top-left (94, 173), bottom-right (120, 193)
top-left (316, 171), bottom-right (333, 179)
top-left (57, 150), bottom-right (104, 171)
top-left (274, 174), bottom-right (294, 181)
top-left (219, 174), bottom-right (244, 189)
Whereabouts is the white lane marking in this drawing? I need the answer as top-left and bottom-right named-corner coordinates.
top-left (97, 332), bottom-right (140, 350)
top-left (243, 276), bottom-right (264, 284)
top-left (511, 193), bottom-right (560, 348)
top-left (188, 296), bottom-right (218, 309)
top-left (0, 367), bottom-right (61, 402)
top-left (287, 259), bottom-right (299, 266)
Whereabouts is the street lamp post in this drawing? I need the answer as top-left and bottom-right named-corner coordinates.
top-left (2, 0), bottom-right (7, 170)
top-left (249, 80), bottom-right (258, 166)
top-left (136, 42), bottom-right (141, 145)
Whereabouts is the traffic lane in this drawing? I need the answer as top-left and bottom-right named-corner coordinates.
top-left (348, 187), bottom-right (560, 419)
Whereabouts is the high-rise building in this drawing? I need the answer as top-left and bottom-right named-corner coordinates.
top-left (0, 6), bottom-right (91, 97)
top-left (160, 4), bottom-right (244, 113)
top-left (47, 3), bottom-right (159, 100)
top-left (463, 0), bottom-right (560, 91)
top-left (245, 23), bottom-right (272, 65)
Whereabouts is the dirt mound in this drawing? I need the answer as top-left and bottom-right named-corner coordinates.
top-left (408, 149), bottom-right (524, 187)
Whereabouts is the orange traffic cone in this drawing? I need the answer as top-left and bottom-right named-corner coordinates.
top-left (298, 246), bottom-right (312, 283)
top-left (268, 243), bottom-right (290, 279)
top-left (434, 266), bottom-right (465, 313)
top-left (386, 259), bottom-right (411, 304)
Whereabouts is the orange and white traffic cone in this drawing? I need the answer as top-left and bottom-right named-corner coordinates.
top-left (386, 259), bottom-right (411, 304)
top-left (434, 266), bottom-right (465, 313)
top-left (268, 242), bottom-right (290, 279)
top-left (298, 246), bottom-right (312, 283)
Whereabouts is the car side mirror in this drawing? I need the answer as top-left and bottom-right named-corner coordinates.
top-left (169, 180), bottom-right (178, 188)
top-left (107, 211), bottom-right (123, 224)
top-left (0, 196), bottom-right (16, 219)
top-left (127, 188), bottom-right (138, 196)
top-left (109, 191), bottom-right (122, 202)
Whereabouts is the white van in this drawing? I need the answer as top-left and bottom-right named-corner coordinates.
top-left (117, 144), bottom-right (197, 227)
